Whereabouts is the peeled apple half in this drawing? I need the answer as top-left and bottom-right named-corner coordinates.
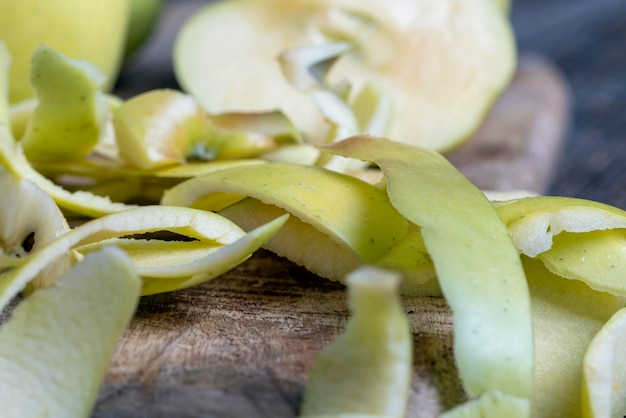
top-left (174, 0), bottom-right (515, 151)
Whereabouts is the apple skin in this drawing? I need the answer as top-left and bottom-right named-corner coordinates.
top-left (0, 0), bottom-right (129, 103)
top-left (124, 0), bottom-right (163, 59)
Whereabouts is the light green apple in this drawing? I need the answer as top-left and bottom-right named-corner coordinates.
top-left (0, 0), bottom-right (129, 103)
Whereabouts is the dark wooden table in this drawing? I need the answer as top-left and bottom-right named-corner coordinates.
top-left (117, 0), bottom-right (626, 210)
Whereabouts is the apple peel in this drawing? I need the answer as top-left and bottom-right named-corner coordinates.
top-left (139, 214), bottom-right (289, 295)
top-left (325, 136), bottom-right (533, 409)
top-left (522, 258), bottom-right (624, 418)
top-left (494, 196), bottom-right (626, 295)
top-left (161, 162), bottom-right (408, 277)
top-left (20, 45), bottom-right (109, 162)
top-left (0, 205), bottom-right (264, 298)
top-left (582, 307), bottom-right (626, 418)
top-left (0, 246), bottom-right (140, 417)
top-left (300, 266), bottom-right (412, 417)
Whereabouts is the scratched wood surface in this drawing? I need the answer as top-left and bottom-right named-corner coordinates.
top-left (92, 51), bottom-right (570, 418)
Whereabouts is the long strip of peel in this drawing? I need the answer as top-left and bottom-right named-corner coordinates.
top-left (325, 136), bottom-right (533, 411)
top-left (161, 162), bottom-right (408, 266)
top-left (300, 266), bottom-right (412, 417)
top-left (0, 247), bottom-right (140, 417)
top-left (77, 214), bottom-right (288, 279)
top-left (139, 214), bottom-right (289, 295)
top-left (0, 206), bottom-right (247, 298)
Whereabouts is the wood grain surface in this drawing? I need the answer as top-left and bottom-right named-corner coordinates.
top-left (93, 57), bottom-right (570, 417)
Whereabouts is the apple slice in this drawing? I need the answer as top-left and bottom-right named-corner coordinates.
top-left (174, 0), bottom-right (515, 151)
top-left (0, 246), bottom-right (140, 417)
top-left (325, 136), bottom-right (533, 412)
top-left (582, 307), bottom-right (626, 418)
top-left (19, 45), bottom-right (109, 162)
top-left (72, 213), bottom-right (288, 295)
top-left (161, 162), bottom-right (408, 281)
top-left (300, 266), bottom-right (412, 417)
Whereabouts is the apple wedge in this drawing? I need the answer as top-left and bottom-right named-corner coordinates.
top-left (325, 136), bottom-right (533, 414)
top-left (174, 0), bottom-right (515, 151)
top-left (161, 162), bottom-right (408, 281)
top-left (0, 246), bottom-right (140, 418)
top-left (300, 266), bottom-right (412, 417)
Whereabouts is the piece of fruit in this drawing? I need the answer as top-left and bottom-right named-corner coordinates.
top-left (19, 45), bottom-right (110, 162)
top-left (174, 0), bottom-right (515, 151)
top-left (0, 0), bottom-right (129, 103)
top-left (161, 162), bottom-right (408, 281)
top-left (582, 307), bottom-right (626, 418)
top-left (522, 258), bottom-right (623, 418)
top-left (300, 266), bottom-right (412, 417)
top-left (0, 247), bottom-right (140, 417)
top-left (325, 136), bottom-right (532, 414)
top-left (494, 196), bottom-right (626, 295)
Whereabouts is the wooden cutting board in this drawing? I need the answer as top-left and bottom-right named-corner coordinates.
top-left (91, 54), bottom-right (570, 418)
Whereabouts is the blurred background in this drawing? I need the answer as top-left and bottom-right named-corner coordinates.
top-left (117, 0), bottom-right (626, 209)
